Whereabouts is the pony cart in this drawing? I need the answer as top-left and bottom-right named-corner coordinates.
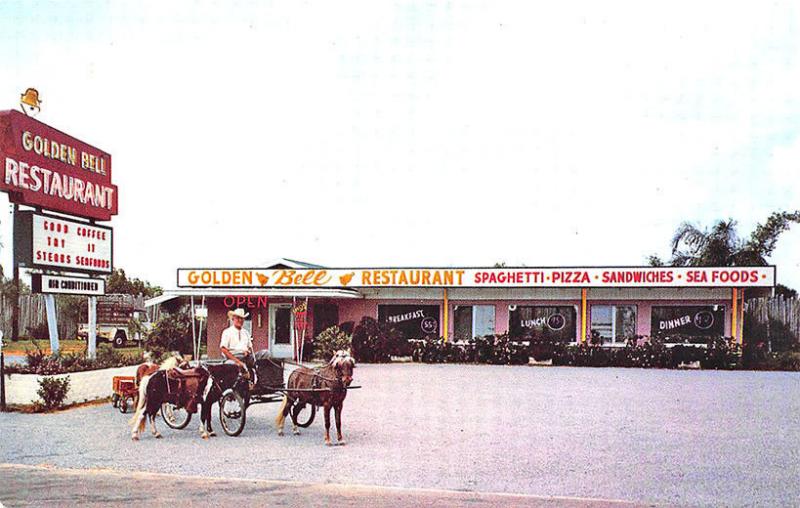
top-left (156, 350), bottom-right (357, 440)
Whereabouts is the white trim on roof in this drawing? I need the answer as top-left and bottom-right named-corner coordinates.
top-left (257, 258), bottom-right (325, 269)
top-left (145, 287), bottom-right (362, 308)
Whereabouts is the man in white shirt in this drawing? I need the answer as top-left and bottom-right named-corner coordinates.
top-left (220, 308), bottom-right (254, 380)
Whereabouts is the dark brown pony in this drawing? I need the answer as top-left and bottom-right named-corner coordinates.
top-left (275, 350), bottom-right (355, 446)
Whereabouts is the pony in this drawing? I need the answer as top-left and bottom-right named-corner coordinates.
top-left (130, 353), bottom-right (207, 441)
top-left (197, 363), bottom-right (245, 439)
top-left (275, 350), bottom-right (355, 446)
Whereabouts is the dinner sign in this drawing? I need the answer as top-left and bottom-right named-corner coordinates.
top-left (178, 266), bottom-right (776, 288)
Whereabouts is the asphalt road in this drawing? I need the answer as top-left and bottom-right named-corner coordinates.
top-left (0, 463), bottom-right (638, 508)
top-left (1, 364), bottom-right (799, 506)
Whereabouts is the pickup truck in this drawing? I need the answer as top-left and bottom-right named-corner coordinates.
top-left (78, 321), bottom-right (151, 348)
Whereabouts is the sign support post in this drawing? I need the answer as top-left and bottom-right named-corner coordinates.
top-left (88, 296), bottom-right (97, 359)
top-left (190, 295), bottom-right (197, 360)
top-left (45, 294), bottom-right (59, 354)
top-left (10, 204), bottom-right (19, 342)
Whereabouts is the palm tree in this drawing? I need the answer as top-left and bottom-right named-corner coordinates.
top-left (651, 211), bottom-right (800, 268)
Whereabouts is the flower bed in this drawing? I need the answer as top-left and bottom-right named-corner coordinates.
top-left (409, 335), bottom-right (744, 369)
top-left (5, 346), bottom-right (140, 375)
top-left (2, 346), bottom-right (143, 408)
top-left (4, 364), bottom-right (139, 406)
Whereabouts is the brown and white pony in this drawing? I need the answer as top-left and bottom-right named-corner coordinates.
top-left (275, 350), bottom-right (355, 446)
top-left (129, 353), bottom-right (207, 441)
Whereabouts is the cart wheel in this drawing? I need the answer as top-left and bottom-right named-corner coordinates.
top-left (118, 397), bottom-right (130, 414)
top-left (219, 391), bottom-right (246, 437)
top-left (161, 402), bottom-right (192, 429)
top-left (111, 393), bottom-right (120, 408)
top-left (291, 402), bottom-right (316, 428)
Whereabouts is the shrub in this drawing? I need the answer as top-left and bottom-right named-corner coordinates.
top-left (145, 309), bottom-right (193, 355)
top-left (412, 334), bottom-right (528, 365)
top-left (314, 325), bottom-right (352, 361)
top-left (351, 317), bottom-right (396, 363)
top-left (36, 376), bottom-right (70, 410)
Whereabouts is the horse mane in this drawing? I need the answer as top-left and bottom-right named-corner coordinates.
top-left (329, 350), bottom-right (355, 368)
top-left (158, 355), bottom-right (182, 370)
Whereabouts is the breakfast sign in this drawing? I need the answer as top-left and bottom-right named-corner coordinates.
top-left (0, 109), bottom-right (118, 221)
top-left (178, 266), bottom-right (776, 289)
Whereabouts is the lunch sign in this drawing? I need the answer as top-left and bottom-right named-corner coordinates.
top-left (178, 266), bottom-right (776, 289)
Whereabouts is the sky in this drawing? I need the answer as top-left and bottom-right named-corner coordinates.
top-left (0, 1), bottom-right (798, 290)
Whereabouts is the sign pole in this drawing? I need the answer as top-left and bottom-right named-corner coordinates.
top-left (299, 297), bottom-right (308, 362)
top-left (196, 296), bottom-right (206, 360)
top-left (88, 296), bottom-right (97, 359)
top-left (10, 203), bottom-right (19, 342)
top-left (292, 297), bottom-right (297, 362)
top-left (45, 294), bottom-right (59, 354)
top-left (190, 295), bottom-right (196, 360)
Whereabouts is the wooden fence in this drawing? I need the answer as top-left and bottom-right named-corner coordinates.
top-left (744, 295), bottom-right (800, 350)
top-left (0, 294), bottom-right (78, 341)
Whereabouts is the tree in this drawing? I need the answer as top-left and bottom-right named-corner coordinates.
top-left (649, 210), bottom-right (800, 269)
top-left (145, 307), bottom-right (193, 355)
top-left (105, 268), bottom-right (162, 298)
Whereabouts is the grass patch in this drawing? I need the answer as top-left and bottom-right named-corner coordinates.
top-left (2, 339), bottom-right (142, 356)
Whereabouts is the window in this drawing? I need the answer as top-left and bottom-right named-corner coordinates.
top-left (378, 305), bottom-right (440, 339)
top-left (312, 303), bottom-right (339, 338)
top-left (590, 305), bottom-right (637, 344)
top-left (453, 305), bottom-right (495, 340)
top-left (651, 305), bottom-right (725, 338)
top-left (509, 306), bottom-right (576, 341)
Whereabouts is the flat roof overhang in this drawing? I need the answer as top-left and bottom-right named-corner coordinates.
top-left (145, 287), bottom-right (363, 308)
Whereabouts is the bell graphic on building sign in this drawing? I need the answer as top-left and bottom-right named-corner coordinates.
top-left (20, 88), bottom-right (42, 117)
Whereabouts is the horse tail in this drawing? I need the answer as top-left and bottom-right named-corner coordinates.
top-left (275, 394), bottom-right (288, 429)
top-left (129, 373), bottom-right (152, 432)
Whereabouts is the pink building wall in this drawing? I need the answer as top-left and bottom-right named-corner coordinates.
top-left (200, 292), bottom-right (735, 357)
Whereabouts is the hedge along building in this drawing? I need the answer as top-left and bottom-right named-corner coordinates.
top-left (144, 258), bottom-right (776, 359)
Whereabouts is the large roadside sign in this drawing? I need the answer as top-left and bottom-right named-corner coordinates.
top-left (14, 210), bottom-right (113, 274)
top-left (31, 273), bottom-right (106, 296)
top-left (0, 109), bottom-right (117, 221)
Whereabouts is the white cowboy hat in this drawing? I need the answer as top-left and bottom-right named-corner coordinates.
top-left (227, 308), bottom-right (249, 319)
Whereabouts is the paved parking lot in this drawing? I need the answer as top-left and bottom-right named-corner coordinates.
top-left (1, 364), bottom-right (799, 506)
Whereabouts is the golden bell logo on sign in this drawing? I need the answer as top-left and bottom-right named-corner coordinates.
top-left (20, 88), bottom-right (42, 117)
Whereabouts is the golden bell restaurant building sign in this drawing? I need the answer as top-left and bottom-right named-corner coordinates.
top-left (177, 266), bottom-right (775, 289)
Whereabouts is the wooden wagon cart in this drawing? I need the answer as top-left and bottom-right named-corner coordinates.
top-left (111, 375), bottom-right (138, 413)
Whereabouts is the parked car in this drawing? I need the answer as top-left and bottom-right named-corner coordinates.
top-left (78, 322), bottom-right (150, 348)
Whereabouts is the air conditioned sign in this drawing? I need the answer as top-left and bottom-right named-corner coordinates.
top-left (31, 273), bottom-right (106, 296)
top-left (14, 211), bottom-right (113, 274)
top-left (0, 110), bottom-right (117, 221)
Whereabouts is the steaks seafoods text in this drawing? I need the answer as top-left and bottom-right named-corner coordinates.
top-left (179, 266), bottom-right (775, 288)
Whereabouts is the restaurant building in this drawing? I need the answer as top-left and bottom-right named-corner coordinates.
top-left (145, 259), bottom-right (776, 359)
